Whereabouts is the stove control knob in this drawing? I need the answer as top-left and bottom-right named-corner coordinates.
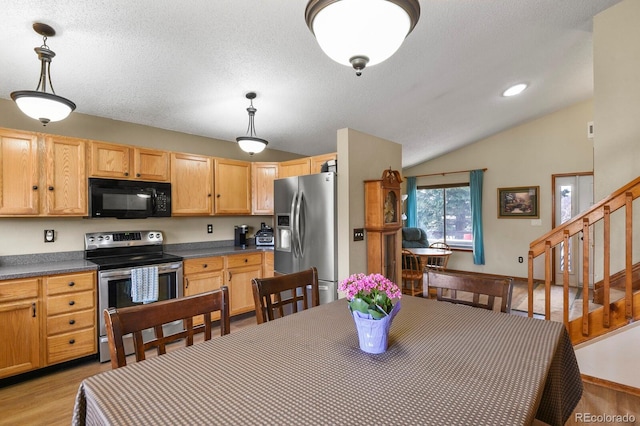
top-left (148, 233), bottom-right (155, 239)
top-left (88, 237), bottom-right (95, 243)
top-left (97, 236), bottom-right (103, 241)
top-left (155, 233), bottom-right (161, 239)
top-left (104, 235), bottom-right (110, 240)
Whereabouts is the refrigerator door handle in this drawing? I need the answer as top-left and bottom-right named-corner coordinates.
top-left (290, 192), bottom-right (299, 258)
top-left (296, 191), bottom-right (304, 257)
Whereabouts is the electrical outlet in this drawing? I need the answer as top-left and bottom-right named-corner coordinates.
top-left (353, 228), bottom-right (364, 241)
top-left (207, 224), bottom-right (213, 234)
top-left (518, 256), bottom-right (523, 263)
top-left (44, 229), bottom-right (55, 243)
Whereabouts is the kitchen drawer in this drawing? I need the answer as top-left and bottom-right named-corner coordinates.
top-left (225, 253), bottom-right (262, 269)
top-left (47, 290), bottom-right (95, 316)
top-left (47, 272), bottom-right (95, 295)
top-left (47, 309), bottom-right (95, 336)
top-left (0, 278), bottom-right (38, 302)
top-left (184, 256), bottom-right (224, 274)
top-left (47, 327), bottom-right (96, 365)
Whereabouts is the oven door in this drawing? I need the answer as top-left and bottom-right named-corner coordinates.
top-left (98, 261), bottom-right (183, 362)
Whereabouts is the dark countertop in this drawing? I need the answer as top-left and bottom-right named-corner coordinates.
top-left (166, 245), bottom-right (273, 259)
top-left (0, 260), bottom-right (98, 281)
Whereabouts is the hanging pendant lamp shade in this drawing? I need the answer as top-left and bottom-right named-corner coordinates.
top-left (236, 92), bottom-right (268, 155)
top-left (10, 23), bottom-right (76, 125)
top-left (305, 0), bottom-right (420, 76)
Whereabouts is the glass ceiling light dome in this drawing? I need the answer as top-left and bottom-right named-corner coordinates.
top-left (10, 23), bottom-right (76, 125)
top-left (305, 0), bottom-right (420, 76)
top-left (236, 92), bottom-right (268, 155)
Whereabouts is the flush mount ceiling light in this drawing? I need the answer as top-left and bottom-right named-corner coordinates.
top-left (305, 0), bottom-right (420, 76)
top-left (236, 92), bottom-right (268, 155)
top-left (502, 83), bottom-right (528, 97)
top-left (10, 23), bottom-right (76, 125)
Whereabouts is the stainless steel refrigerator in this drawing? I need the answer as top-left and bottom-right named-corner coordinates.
top-left (274, 172), bottom-right (337, 304)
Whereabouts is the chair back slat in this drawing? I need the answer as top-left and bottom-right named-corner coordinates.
top-left (104, 286), bottom-right (230, 369)
top-left (252, 267), bottom-right (320, 324)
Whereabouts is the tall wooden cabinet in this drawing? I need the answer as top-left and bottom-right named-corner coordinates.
top-left (251, 162), bottom-right (278, 215)
top-left (45, 136), bottom-right (87, 216)
top-left (364, 169), bottom-right (403, 285)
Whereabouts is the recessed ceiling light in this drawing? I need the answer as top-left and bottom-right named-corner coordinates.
top-left (502, 83), bottom-right (528, 97)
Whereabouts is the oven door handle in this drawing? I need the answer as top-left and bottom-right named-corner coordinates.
top-left (98, 262), bottom-right (182, 279)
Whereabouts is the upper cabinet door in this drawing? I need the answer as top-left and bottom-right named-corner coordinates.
top-left (45, 136), bottom-right (87, 216)
top-left (0, 129), bottom-right (39, 215)
top-left (310, 152), bottom-right (337, 174)
top-left (88, 141), bottom-right (131, 179)
top-left (171, 152), bottom-right (212, 216)
top-left (278, 158), bottom-right (311, 178)
top-left (214, 158), bottom-right (251, 215)
top-left (133, 147), bottom-right (170, 181)
top-left (251, 162), bottom-right (278, 215)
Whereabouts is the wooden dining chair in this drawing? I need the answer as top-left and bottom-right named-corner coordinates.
top-left (427, 270), bottom-right (513, 313)
top-left (426, 242), bottom-right (451, 270)
top-left (251, 267), bottom-right (319, 324)
top-left (401, 249), bottom-right (424, 296)
top-left (104, 286), bottom-right (230, 369)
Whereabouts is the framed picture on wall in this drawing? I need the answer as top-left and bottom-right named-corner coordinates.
top-left (498, 186), bottom-right (539, 218)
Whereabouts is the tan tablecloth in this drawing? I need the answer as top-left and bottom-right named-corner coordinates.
top-left (73, 296), bottom-right (582, 425)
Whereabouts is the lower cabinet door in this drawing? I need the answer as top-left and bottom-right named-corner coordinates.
top-left (0, 300), bottom-right (40, 378)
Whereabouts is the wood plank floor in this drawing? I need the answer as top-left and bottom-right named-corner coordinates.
top-left (0, 314), bottom-right (257, 426)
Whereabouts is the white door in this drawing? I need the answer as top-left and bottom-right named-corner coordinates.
top-left (554, 174), bottom-right (593, 287)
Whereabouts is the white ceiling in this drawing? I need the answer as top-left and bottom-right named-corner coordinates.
top-left (0, 0), bottom-right (622, 167)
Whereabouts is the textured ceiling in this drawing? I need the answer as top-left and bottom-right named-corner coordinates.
top-left (0, 0), bottom-right (622, 167)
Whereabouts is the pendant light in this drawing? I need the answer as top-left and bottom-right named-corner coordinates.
top-left (10, 23), bottom-right (76, 125)
top-left (236, 92), bottom-right (268, 155)
top-left (305, 0), bottom-right (420, 76)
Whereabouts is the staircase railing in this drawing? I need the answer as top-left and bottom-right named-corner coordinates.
top-left (528, 176), bottom-right (640, 344)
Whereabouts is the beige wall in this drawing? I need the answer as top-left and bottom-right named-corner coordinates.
top-left (403, 100), bottom-right (594, 278)
top-left (337, 128), bottom-right (402, 283)
top-left (0, 98), bottom-right (302, 256)
top-left (593, 0), bottom-right (640, 277)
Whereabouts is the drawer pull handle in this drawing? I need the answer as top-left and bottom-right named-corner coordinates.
top-left (69, 319), bottom-right (76, 325)
top-left (68, 281), bottom-right (75, 287)
top-left (69, 300), bottom-right (75, 306)
top-left (69, 339), bottom-right (76, 345)
top-left (244, 258), bottom-right (248, 263)
top-left (203, 264), bottom-right (208, 268)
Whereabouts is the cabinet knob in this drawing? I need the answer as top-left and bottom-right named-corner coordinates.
top-left (203, 264), bottom-right (208, 268)
top-left (48, 186), bottom-right (54, 191)
top-left (208, 194), bottom-right (212, 197)
top-left (136, 173), bottom-right (141, 177)
top-left (69, 300), bottom-right (75, 306)
top-left (244, 258), bottom-right (248, 263)
top-left (32, 185), bottom-right (38, 190)
top-left (216, 194), bottom-right (221, 198)
top-left (68, 281), bottom-right (75, 287)
top-left (69, 339), bottom-right (76, 345)
top-left (69, 319), bottom-right (76, 325)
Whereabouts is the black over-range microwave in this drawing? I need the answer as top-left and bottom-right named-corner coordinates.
top-left (88, 178), bottom-right (171, 219)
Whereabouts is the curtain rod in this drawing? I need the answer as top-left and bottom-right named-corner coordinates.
top-left (409, 168), bottom-right (487, 178)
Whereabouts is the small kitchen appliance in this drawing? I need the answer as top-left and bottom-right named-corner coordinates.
top-left (255, 223), bottom-right (274, 246)
top-left (234, 225), bottom-right (250, 248)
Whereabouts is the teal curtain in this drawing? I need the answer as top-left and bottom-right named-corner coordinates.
top-left (406, 177), bottom-right (417, 228)
top-left (470, 170), bottom-right (485, 264)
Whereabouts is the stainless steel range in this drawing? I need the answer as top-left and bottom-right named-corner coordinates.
top-left (85, 230), bottom-right (183, 362)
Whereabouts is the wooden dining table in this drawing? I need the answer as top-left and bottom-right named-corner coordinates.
top-left (72, 296), bottom-right (582, 426)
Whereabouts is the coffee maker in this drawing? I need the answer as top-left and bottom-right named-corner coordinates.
top-left (234, 225), bottom-right (250, 248)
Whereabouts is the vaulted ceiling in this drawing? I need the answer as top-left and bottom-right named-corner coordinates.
top-left (0, 0), bottom-right (622, 167)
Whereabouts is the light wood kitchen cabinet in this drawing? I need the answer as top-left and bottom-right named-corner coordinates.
top-left (278, 157), bottom-right (311, 178)
top-left (44, 272), bottom-right (96, 365)
top-left (171, 152), bottom-right (213, 215)
top-left (252, 162), bottom-right (278, 215)
top-left (184, 257), bottom-right (225, 324)
top-left (88, 141), bottom-right (132, 179)
top-left (44, 135), bottom-right (87, 216)
top-left (225, 253), bottom-right (262, 316)
top-left (133, 147), bottom-right (170, 181)
top-left (214, 158), bottom-right (251, 215)
top-left (0, 278), bottom-right (40, 379)
top-left (263, 251), bottom-right (274, 278)
top-left (310, 152), bottom-right (337, 174)
top-left (0, 128), bottom-right (39, 215)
